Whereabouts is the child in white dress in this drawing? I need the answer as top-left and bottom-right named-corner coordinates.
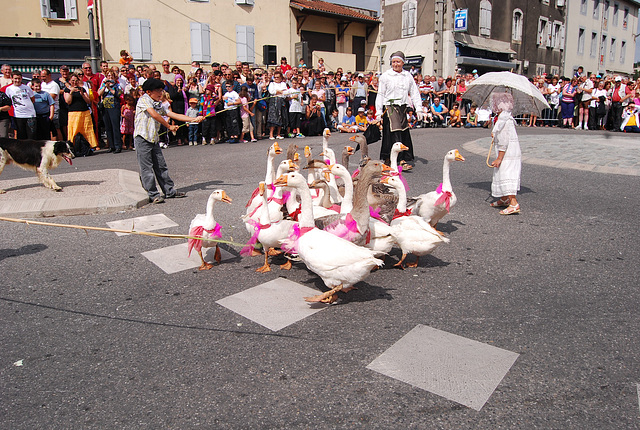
top-left (489, 92), bottom-right (521, 215)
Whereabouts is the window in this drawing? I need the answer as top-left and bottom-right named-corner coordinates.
top-left (550, 66), bottom-right (560, 76)
top-left (235, 0), bottom-right (254, 4)
top-left (609, 37), bottom-right (616, 62)
top-left (613, 3), bottom-right (619, 26)
top-left (236, 25), bottom-right (255, 63)
top-left (577, 27), bottom-right (585, 54)
top-left (552, 21), bottom-right (563, 49)
top-left (191, 23), bottom-right (211, 63)
top-left (593, 0), bottom-right (600, 19)
top-left (128, 19), bottom-right (152, 61)
top-left (622, 7), bottom-right (629, 28)
top-left (590, 31), bottom-right (598, 56)
top-left (512, 9), bottom-right (523, 42)
top-left (620, 40), bottom-right (626, 63)
top-left (580, 0), bottom-right (588, 14)
top-left (402, 0), bottom-right (417, 38)
top-left (538, 17), bottom-right (549, 46)
top-left (542, 0), bottom-right (550, 5)
top-left (479, 0), bottom-right (492, 37)
top-left (557, 0), bottom-right (566, 6)
top-left (536, 64), bottom-right (546, 76)
top-left (40, 0), bottom-right (77, 20)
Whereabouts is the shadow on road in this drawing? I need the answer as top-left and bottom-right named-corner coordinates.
top-left (1, 180), bottom-right (103, 192)
top-left (0, 244), bottom-right (48, 262)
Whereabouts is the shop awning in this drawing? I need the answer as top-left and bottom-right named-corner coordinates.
top-left (454, 33), bottom-right (516, 55)
top-left (456, 56), bottom-right (518, 71)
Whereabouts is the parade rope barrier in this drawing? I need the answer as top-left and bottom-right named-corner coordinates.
top-left (0, 216), bottom-right (245, 247)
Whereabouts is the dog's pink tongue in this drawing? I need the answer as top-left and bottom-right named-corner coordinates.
top-left (63, 155), bottom-right (72, 166)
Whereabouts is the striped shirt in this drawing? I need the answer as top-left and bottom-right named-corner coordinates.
top-left (134, 93), bottom-right (167, 143)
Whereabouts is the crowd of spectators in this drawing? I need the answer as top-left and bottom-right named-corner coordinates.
top-left (1, 57), bottom-right (638, 153)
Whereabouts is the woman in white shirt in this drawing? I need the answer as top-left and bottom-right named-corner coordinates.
top-left (267, 71), bottom-right (288, 140)
top-left (375, 51), bottom-right (423, 169)
top-left (546, 77), bottom-right (561, 127)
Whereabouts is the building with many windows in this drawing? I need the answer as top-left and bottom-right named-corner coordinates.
top-left (0, 0), bottom-right (380, 73)
top-left (562, 0), bottom-right (639, 77)
top-left (381, 0), bottom-right (567, 78)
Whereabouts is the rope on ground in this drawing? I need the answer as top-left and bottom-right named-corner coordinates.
top-left (0, 216), bottom-right (244, 247)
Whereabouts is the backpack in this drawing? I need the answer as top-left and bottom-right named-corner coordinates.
top-left (73, 133), bottom-right (93, 157)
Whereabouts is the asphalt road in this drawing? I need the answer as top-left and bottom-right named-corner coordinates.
top-left (1, 127), bottom-right (639, 428)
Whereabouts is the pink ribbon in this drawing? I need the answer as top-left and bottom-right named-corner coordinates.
top-left (240, 220), bottom-right (271, 256)
top-left (324, 213), bottom-right (362, 242)
top-left (351, 168), bottom-right (360, 179)
top-left (281, 224), bottom-right (314, 254)
top-left (270, 190), bottom-right (291, 206)
top-left (369, 206), bottom-right (386, 224)
top-left (188, 224), bottom-right (221, 256)
top-left (397, 165), bottom-right (409, 192)
top-left (434, 183), bottom-right (452, 213)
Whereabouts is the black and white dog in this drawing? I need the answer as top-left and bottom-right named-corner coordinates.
top-left (0, 138), bottom-right (75, 193)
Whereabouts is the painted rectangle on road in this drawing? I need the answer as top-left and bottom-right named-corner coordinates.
top-left (216, 278), bottom-right (329, 332)
top-left (367, 324), bottom-right (519, 411)
top-left (107, 213), bottom-right (178, 236)
top-left (142, 242), bottom-right (235, 274)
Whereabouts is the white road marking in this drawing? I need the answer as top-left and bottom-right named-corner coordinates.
top-left (367, 324), bottom-right (519, 411)
top-left (107, 213), bottom-right (178, 236)
top-left (142, 242), bottom-right (235, 274)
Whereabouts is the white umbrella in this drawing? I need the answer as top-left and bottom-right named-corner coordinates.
top-left (464, 71), bottom-right (550, 116)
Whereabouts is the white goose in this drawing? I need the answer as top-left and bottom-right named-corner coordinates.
top-left (250, 182), bottom-right (296, 273)
top-left (188, 189), bottom-right (232, 270)
top-left (275, 172), bottom-right (383, 303)
top-left (245, 142), bottom-right (282, 217)
top-left (319, 128), bottom-right (342, 203)
top-left (409, 149), bottom-right (465, 230)
top-left (382, 175), bottom-right (449, 268)
top-left (311, 163), bottom-right (355, 219)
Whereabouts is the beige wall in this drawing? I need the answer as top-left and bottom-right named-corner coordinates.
top-left (0, 1), bottom-right (90, 39)
top-left (97, 0), bottom-right (292, 66)
top-left (312, 51), bottom-right (356, 73)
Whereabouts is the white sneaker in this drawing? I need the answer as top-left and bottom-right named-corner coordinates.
top-left (189, 141), bottom-right (194, 146)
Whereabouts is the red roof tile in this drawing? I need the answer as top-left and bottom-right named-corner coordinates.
top-left (290, 0), bottom-right (380, 22)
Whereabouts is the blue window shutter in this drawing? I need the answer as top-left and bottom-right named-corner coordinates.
top-left (41, 0), bottom-right (50, 18)
top-left (140, 19), bottom-right (152, 61)
top-left (129, 19), bottom-right (143, 60)
top-left (65, 0), bottom-right (78, 20)
top-left (236, 25), bottom-right (247, 62)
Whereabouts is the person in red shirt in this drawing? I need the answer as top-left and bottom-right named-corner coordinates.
top-left (611, 77), bottom-right (632, 131)
top-left (279, 57), bottom-right (292, 74)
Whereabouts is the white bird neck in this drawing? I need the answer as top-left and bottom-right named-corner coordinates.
top-left (204, 195), bottom-right (218, 230)
top-left (441, 157), bottom-right (453, 192)
top-left (265, 153), bottom-right (276, 185)
top-left (296, 182), bottom-right (315, 228)
top-left (259, 190), bottom-right (271, 226)
top-left (396, 182), bottom-right (407, 212)
top-left (390, 147), bottom-right (400, 171)
top-left (336, 170), bottom-right (354, 214)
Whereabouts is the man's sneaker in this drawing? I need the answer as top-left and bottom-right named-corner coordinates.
top-left (150, 196), bottom-right (165, 204)
top-left (166, 192), bottom-right (187, 199)
top-left (287, 133), bottom-right (295, 138)
top-left (276, 135), bottom-right (284, 139)
top-left (296, 133), bottom-right (305, 138)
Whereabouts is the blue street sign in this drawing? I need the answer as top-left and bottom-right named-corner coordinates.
top-left (454, 9), bottom-right (468, 32)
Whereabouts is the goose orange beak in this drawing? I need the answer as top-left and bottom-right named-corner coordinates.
top-left (273, 142), bottom-right (282, 154)
top-left (454, 149), bottom-right (465, 162)
top-left (382, 164), bottom-right (392, 174)
top-left (258, 182), bottom-right (266, 196)
top-left (304, 146), bottom-right (311, 158)
top-left (274, 175), bottom-right (288, 187)
top-left (293, 152), bottom-right (300, 162)
top-left (346, 146), bottom-right (355, 155)
top-left (400, 144), bottom-right (409, 151)
top-left (348, 135), bottom-right (357, 141)
top-left (288, 160), bottom-right (299, 171)
top-left (380, 176), bottom-right (390, 184)
top-left (221, 190), bottom-right (233, 203)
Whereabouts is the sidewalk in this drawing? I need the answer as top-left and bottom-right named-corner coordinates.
top-left (0, 169), bottom-right (149, 218)
top-left (463, 132), bottom-right (640, 176)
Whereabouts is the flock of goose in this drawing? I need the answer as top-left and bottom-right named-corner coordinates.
top-left (188, 129), bottom-right (465, 304)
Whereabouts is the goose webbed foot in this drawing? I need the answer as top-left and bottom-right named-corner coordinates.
top-left (256, 253), bottom-right (271, 273)
top-left (197, 251), bottom-right (213, 270)
top-left (406, 256), bottom-right (419, 268)
top-left (305, 285), bottom-right (343, 303)
top-left (280, 260), bottom-right (292, 270)
top-left (267, 247), bottom-right (282, 256)
top-left (250, 248), bottom-right (263, 257)
top-left (393, 253), bottom-right (407, 269)
top-left (214, 245), bottom-right (222, 263)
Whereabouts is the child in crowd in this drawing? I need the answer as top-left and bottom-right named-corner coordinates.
top-left (328, 108), bottom-right (340, 132)
top-left (449, 103), bottom-right (462, 128)
top-left (338, 106), bottom-right (357, 133)
top-left (298, 58), bottom-right (307, 68)
top-left (355, 107), bottom-right (368, 132)
top-left (406, 108), bottom-right (418, 128)
top-left (119, 50), bottom-right (133, 65)
top-left (199, 85), bottom-right (218, 145)
top-left (159, 91), bottom-right (172, 148)
top-left (238, 86), bottom-right (256, 142)
top-left (120, 94), bottom-right (136, 149)
top-left (420, 100), bottom-right (433, 127)
top-left (317, 58), bottom-right (325, 71)
top-left (222, 81), bottom-right (242, 143)
top-left (30, 78), bottom-right (55, 140)
top-left (464, 104), bottom-right (479, 128)
top-left (186, 98), bottom-right (200, 145)
top-left (286, 79), bottom-right (304, 138)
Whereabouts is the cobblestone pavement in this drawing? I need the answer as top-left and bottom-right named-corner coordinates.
top-left (463, 131), bottom-right (640, 176)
